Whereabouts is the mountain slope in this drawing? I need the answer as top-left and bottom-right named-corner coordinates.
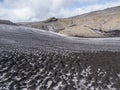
top-left (21, 6), bottom-right (120, 37)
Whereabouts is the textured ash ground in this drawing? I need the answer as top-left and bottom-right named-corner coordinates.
top-left (0, 25), bottom-right (120, 90)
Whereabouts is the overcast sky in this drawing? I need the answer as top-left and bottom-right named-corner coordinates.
top-left (0, 0), bottom-right (120, 22)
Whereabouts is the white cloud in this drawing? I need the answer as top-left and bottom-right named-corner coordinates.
top-left (0, 0), bottom-right (120, 22)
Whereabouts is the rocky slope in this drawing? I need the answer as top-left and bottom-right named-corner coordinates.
top-left (21, 6), bottom-right (120, 37)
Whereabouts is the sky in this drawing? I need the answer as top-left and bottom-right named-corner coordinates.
top-left (0, 0), bottom-right (120, 22)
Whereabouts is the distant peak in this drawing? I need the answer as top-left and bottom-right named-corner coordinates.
top-left (0, 20), bottom-right (16, 25)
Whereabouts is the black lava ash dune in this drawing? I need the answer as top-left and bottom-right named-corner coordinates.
top-left (0, 24), bottom-right (120, 90)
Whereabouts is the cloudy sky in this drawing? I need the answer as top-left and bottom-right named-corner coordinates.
top-left (0, 0), bottom-right (120, 22)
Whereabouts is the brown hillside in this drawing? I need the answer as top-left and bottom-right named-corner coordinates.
top-left (20, 6), bottom-right (120, 37)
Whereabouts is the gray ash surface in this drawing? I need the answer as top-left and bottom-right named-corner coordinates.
top-left (0, 24), bottom-right (120, 90)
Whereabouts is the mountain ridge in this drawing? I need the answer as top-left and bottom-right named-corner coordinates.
top-left (18, 6), bottom-right (120, 37)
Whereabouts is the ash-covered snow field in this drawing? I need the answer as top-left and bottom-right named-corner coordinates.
top-left (0, 25), bottom-right (120, 90)
top-left (0, 24), bottom-right (120, 52)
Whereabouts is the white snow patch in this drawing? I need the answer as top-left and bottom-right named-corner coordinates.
top-left (22, 88), bottom-right (27, 90)
top-left (53, 82), bottom-right (63, 90)
top-left (118, 74), bottom-right (120, 78)
top-left (14, 76), bottom-right (21, 81)
top-left (78, 78), bottom-right (88, 90)
top-left (81, 66), bottom-right (91, 77)
top-left (107, 84), bottom-right (116, 90)
top-left (97, 68), bottom-right (106, 77)
top-left (47, 81), bottom-right (52, 88)
top-left (66, 73), bottom-right (71, 76)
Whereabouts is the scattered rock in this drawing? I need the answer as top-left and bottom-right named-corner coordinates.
top-left (44, 17), bottom-right (58, 23)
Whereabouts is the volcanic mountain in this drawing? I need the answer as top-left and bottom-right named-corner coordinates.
top-left (21, 6), bottom-right (120, 37)
top-left (1, 6), bottom-right (120, 90)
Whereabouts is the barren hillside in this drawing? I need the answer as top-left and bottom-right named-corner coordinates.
top-left (21, 6), bottom-right (120, 37)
